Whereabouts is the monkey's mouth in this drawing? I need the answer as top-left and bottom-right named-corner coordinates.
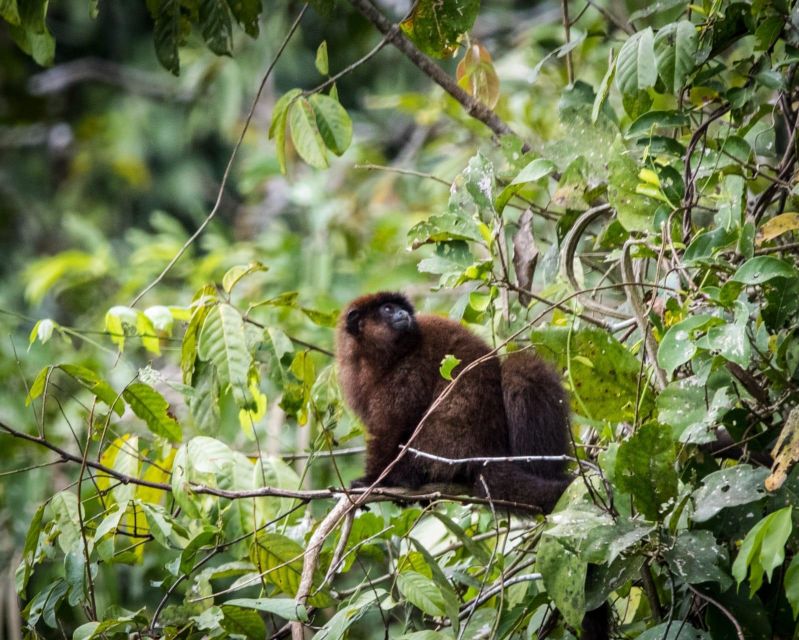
top-left (389, 310), bottom-right (413, 331)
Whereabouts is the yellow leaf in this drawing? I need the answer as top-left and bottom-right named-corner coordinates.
top-left (756, 212), bottom-right (799, 245)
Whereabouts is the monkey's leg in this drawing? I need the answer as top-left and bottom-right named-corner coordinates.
top-left (473, 463), bottom-right (572, 514)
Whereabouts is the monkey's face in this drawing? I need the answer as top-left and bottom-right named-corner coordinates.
top-left (339, 292), bottom-right (419, 360)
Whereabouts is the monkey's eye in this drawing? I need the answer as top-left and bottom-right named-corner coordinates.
top-left (346, 309), bottom-right (359, 324)
top-left (381, 304), bottom-right (394, 315)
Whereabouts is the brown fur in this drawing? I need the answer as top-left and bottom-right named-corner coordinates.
top-left (336, 292), bottom-right (572, 513)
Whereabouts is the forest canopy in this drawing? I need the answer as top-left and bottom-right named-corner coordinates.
top-left (1, 0), bottom-right (799, 639)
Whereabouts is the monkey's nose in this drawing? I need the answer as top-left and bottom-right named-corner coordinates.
top-left (390, 309), bottom-right (412, 331)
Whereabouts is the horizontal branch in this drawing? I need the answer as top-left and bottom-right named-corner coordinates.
top-left (0, 419), bottom-right (541, 513)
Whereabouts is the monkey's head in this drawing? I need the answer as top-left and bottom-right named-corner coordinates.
top-left (338, 292), bottom-right (420, 363)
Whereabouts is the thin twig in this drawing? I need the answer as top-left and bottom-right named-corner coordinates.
top-left (129, 4), bottom-right (309, 307)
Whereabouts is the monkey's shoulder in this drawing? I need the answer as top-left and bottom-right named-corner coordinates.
top-left (415, 315), bottom-right (492, 363)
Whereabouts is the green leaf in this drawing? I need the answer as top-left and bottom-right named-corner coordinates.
top-left (250, 532), bottom-right (303, 597)
top-left (653, 21), bottom-right (697, 93)
top-left (223, 598), bottom-right (308, 622)
top-left (399, 0), bottom-right (480, 58)
top-left (511, 158), bottom-right (556, 184)
top-left (315, 40), bottom-right (328, 75)
top-left (439, 354), bottom-right (461, 381)
top-left (536, 534), bottom-right (586, 628)
top-left (731, 256), bottom-right (798, 285)
top-left (181, 285), bottom-right (216, 384)
top-left (785, 554), bottom-right (799, 619)
top-left (615, 28), bottom-right (657, 97)
top-left (309, 93), bottom-right (352, 156)
top-left (198, 0), bottom-right (232, 55)
top-left (315, 591), bottom-right (386, 640)
top-left (28, 318), bottom-right (56, 346)
top-left (15, 503), bottom-right (44, 595)
top-left (607, 140), bottom-right (660, 232)
top-left (530, 327), bottom-right (654, 422)
top-left (225, 0), bottom-right (260, 37)
top-left (691, 465), bottom-right (769, 523)
top-left (222, 261), bottom-right (267, 293)
top-left (220, 604), bottom-right (266, 639)
top-left (732, 507), bottom-right (793, 596)
top-left (123, 382), bottom-right (182, 442)
top-left (397, 571), bottom-right (447, 617)
top-left (51, 491), bottom-right (82, 555)
top-left (153, 0), bottom-right (180, 75)
top-left (198, 303), bottom-right (254, 409)
top-left (657, 315), bottom-right (715, 378)
top-left (591, 51), bottom-right (616, 123)
top-left (269, 89), bottom-right (301, 174)
top-left (0, 0), bottom-right (20, 25)
top-left (26, 364), bottom-right (124, 415)
top-left (636, 622), bottom-right (711, 640)
top-left (664, 530), bottom-right (732, 589)
top-left (93, 505), bottom-right (126, 562)
top-left (626, 110), bottom-right (690, 139)
top-left (288, 97), bottom-right (328, 169)
top-left (615, 422), bottom-right (677, 521)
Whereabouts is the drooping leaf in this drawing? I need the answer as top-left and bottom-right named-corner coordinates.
top-left (288, 97), bottom-right (328, 169)
top-left (456, 42), bottom-right (500, 108)
top-left (123, 382), bottom-right (182, 442)
top-left (225, 0), bottom-right (260, 37)
top-left (615, 28), bottom-right (657, 98)
top-left (198, 303), bottom-right (254, 409)
top-left (732, 507), bottom-right (793, 596)
top-left (397, 571), bottom-right (447, 617)
top-left (309, 93), bottom-right (352, 156)
top-left (152, 0), bottom-right (181, 74)
top-left (536, 534), bottom-right (586, 628)
top-left (615, 422), bottom-right (677, 521)
top-left (198, 0), bottom-right (232, 55)
top-left (653, 21), bottom-right (697, 93)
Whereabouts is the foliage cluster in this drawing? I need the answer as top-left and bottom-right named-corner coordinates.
top-left (2, 0), bottom-right (799, 639)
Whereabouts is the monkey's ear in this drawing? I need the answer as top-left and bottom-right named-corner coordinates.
top-left (345, 309), bottom-right (361, 335)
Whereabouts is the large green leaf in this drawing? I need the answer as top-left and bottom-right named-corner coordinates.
top-left (664, 530), bottom-right (732, 589)
top-left (615, 28), bottom-right (657, 97)
top-left (198, 303), bottom-right (254, 409)
top-left (530, 327), bottom-right (654, 422)
top-left (153, 0), bottom-right (180, 74)
top-left (225, 0), bottom-right (260, 37)
top-left (607, 140), bottom-right (660, 232)
top-left (309, 93), bottom-right (352, 156)
top-left (250, 532), bottom-right (304, 597)
top-left (288, 97), bottom-right (328, 169)
top-left (223, 598), bottom-right (308, 622)
top-left (657, 315), bottom-right (715, 378)
top-left (536, 534), bottom-right (586, 628)
top-left (198, 0), bottom-right (232, 55)
top-left (397, 571), bottom-right (447, 617)
top-left (732, 507), bottom-right (793, 596)
top-left (731, 256), bottom-right (798, 285)
top-left (654, 21), bottom-right (697, 92)
top-left (123, 382), bottom-right (182, 442)
top-left (691, 465), bottom-right (769, 523)
top-left (615, 422), bottom-right (677, 521)
top-left (51, 491), bottom-right (82, 555)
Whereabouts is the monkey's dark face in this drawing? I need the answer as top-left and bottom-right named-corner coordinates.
top-left (339, 292), bottom-right (419, 360)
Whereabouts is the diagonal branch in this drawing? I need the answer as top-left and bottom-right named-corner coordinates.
top-left (347, 0), bottom-right (527, 149)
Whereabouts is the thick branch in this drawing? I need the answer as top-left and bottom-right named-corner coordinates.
top-left (347, 0), bottom-right (526, 148)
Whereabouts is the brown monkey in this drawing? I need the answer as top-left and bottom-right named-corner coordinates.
top-left (336, 291), bottom-right (572, 513)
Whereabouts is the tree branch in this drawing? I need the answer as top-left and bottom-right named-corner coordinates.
top-left (346, 0), bottom-right (527, 149)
